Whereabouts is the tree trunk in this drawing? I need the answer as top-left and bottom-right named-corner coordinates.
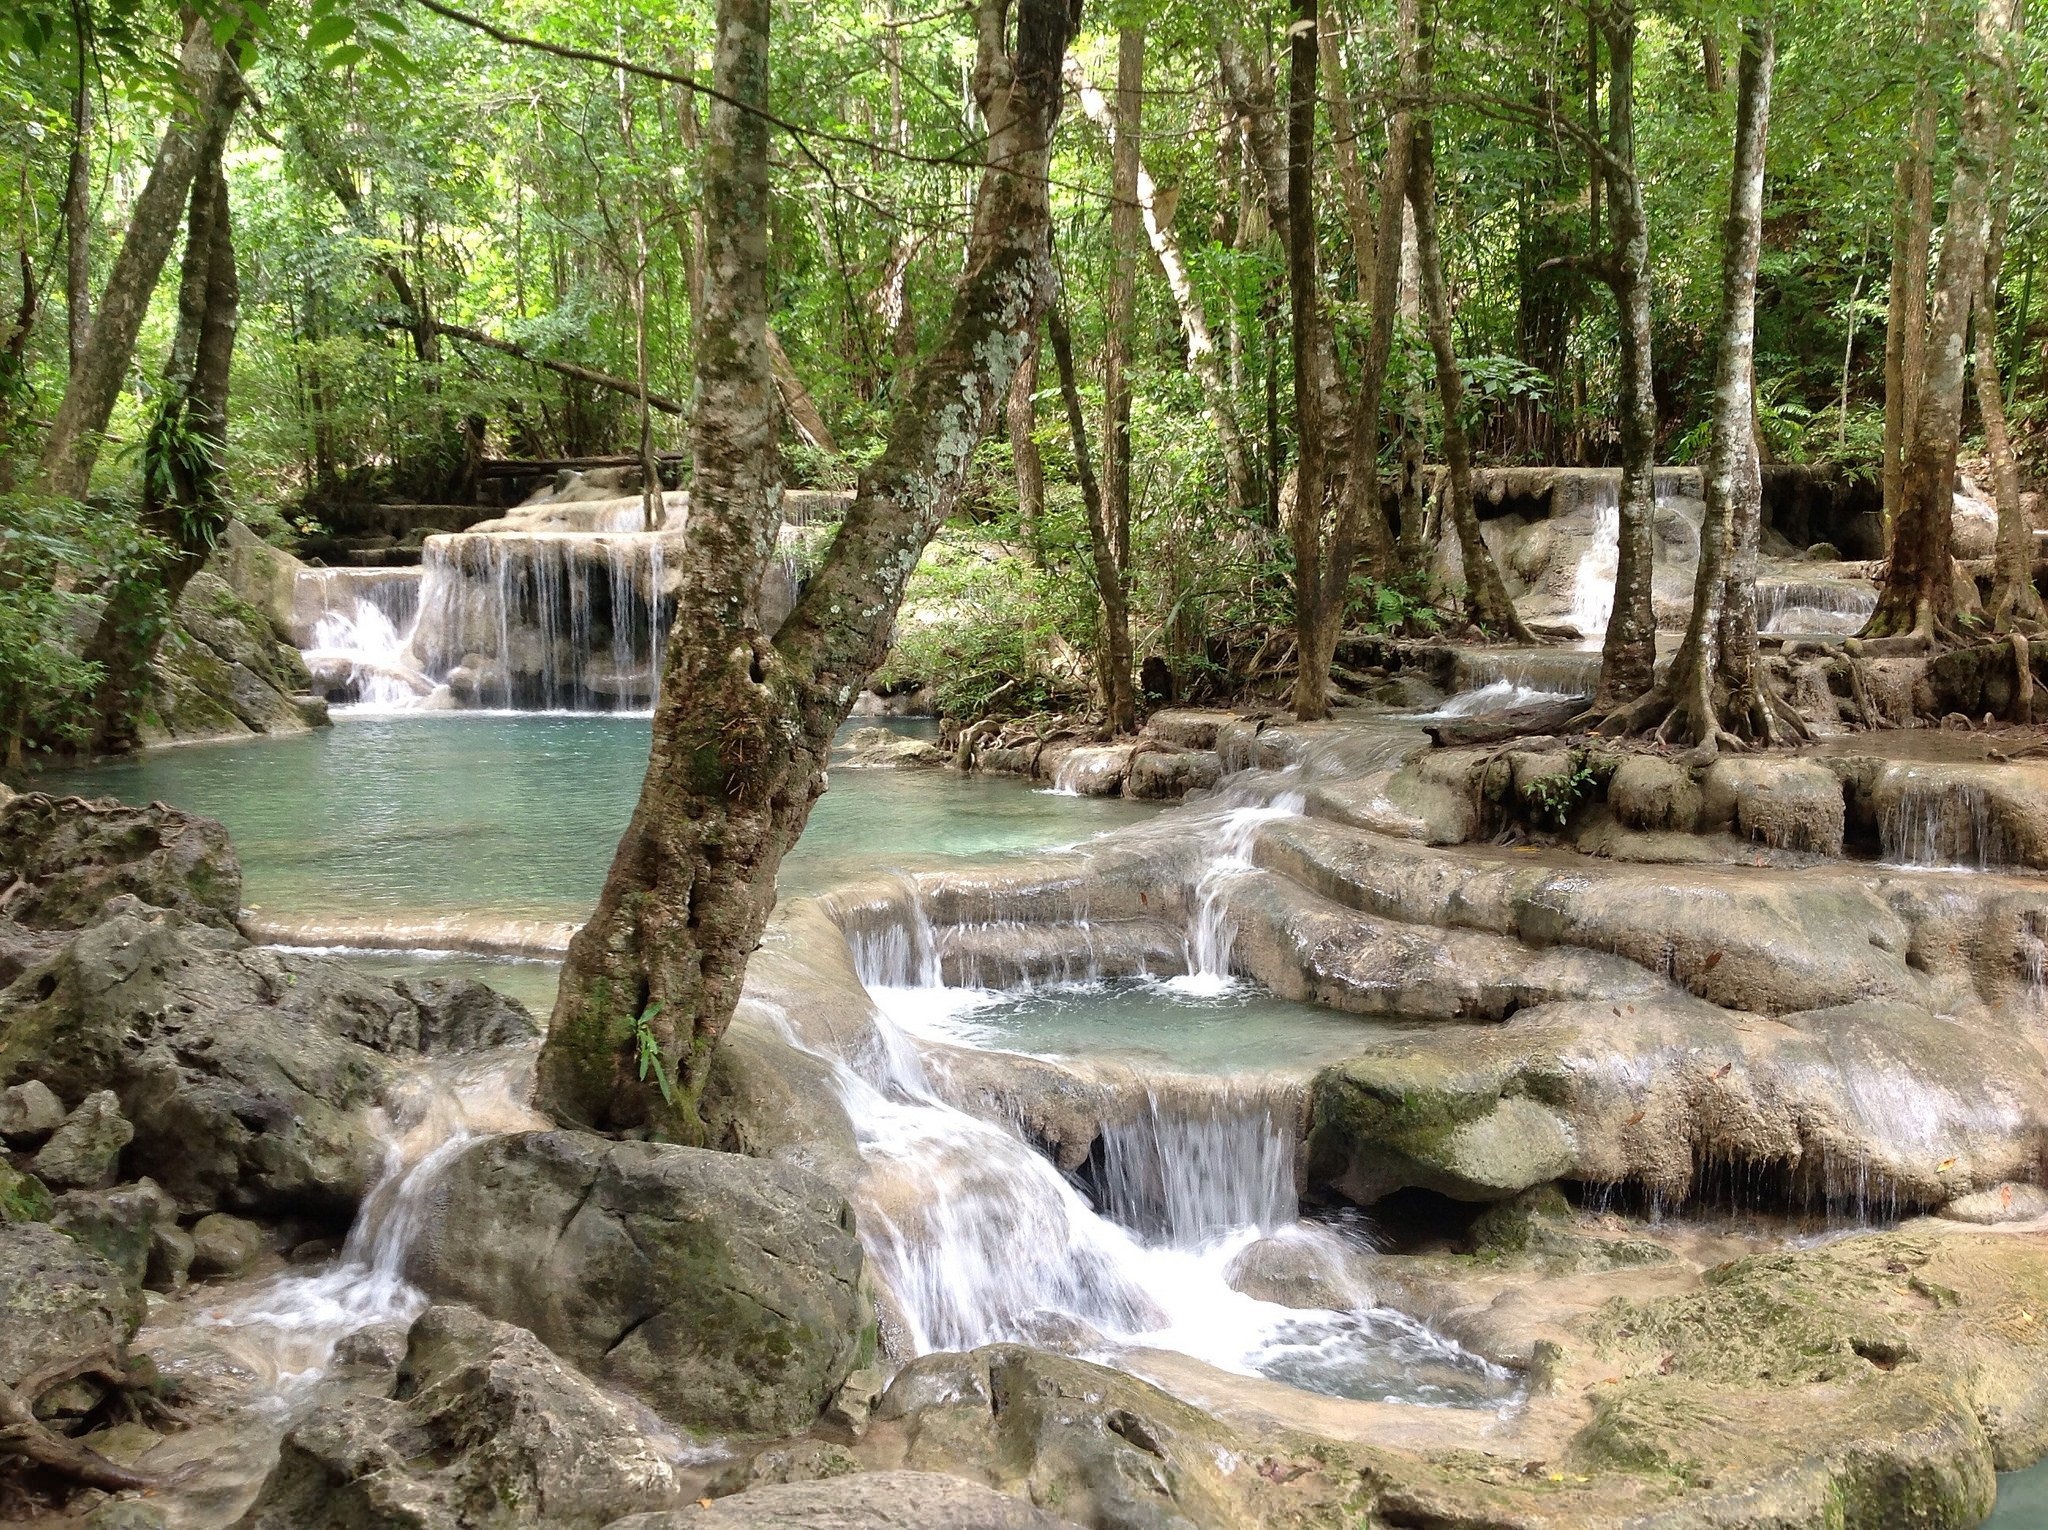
top-left (1405, 12), bottom-right (1531, 641)
top-left (1065, 54), bottom-right (1254, 516)
top-left (1285, 0), bottom-right (1331, 721)
top-left (1593, 4), bottom-right (1658, 707)
top-left (64, 7), bottom-right (91, 377)
top-left (1868, 0), bottom-right (2018, 643)
top-left (1007, 336), bottom-right (1044, 562)
top-left (1882, 27), bottom-right (1938, 537)
top-left (1660, 17), bottom-right (1777, 748)
top-left (1317, 0), bottom-right (1376, 284)
top-left (1049, 302), bottom-right (1135, 732)
top-left (537, 0), bottom-right (1071, 1134)
top-left (1976, 9), bottom-right (2038, 629)
top-left (36, 21), bottom-right (230, 499)
top-left (1095, 25), bottom-right (1143, 733)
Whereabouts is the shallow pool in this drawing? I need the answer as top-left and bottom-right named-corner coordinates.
top-left (44, 714), bottom-right (1157, 921)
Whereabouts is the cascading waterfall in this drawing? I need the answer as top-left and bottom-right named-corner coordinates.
top-left (812, 738), bottom-right (1514, 1406)
top-left (188, 1048), bottom-right (546, 1391)
top-left (1881, 779), bottom-right (2012, 870)
top-left (1567, 479), bottom-right (1622, 639)
top-left (1758, 580), bottom-right (1877, 635)
top-left (1098, 1088), bottom-right (1297, 1247)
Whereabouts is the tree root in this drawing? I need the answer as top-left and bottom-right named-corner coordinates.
top-left (2012, 629), bottom-right (2036, 726)
top-left (0, 1352), bottom-right (158, 1494)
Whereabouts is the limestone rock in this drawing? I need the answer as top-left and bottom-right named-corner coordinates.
top-left (211, 520), bottom-right (306, 643)
top-left (0, 908), bottom-right (513, 1218)
top-left (33, 1089), bottom-right (134, 1190)
top-left (405, 1130), bottom-right (871, 1435)
top-left (1142, 709), bottom-right (1225, 751)
top-left (1939, 1182), bottom-right (2048, 1224)
top-left (1607, 754), bottom-right (1700, 834)
top-left (0, 1160), bottom-right (52, 1223)
top-left (149, 1221), bottom-right (196, 1292)
top-left (1051, 744), bottom-right (1135, 796)
top-left (0, 1220), bottom-right (140, 1390)
top-left (1124, 747), bottom-right (1222, 801)
top-left (1, 1077), bottom-right (66, 1141)
top-left (190, 1211), bottom-right (266, 1278)
top-left (842, 727), bottom-right (946, 768)
top-left (387, 975), bottom-right (542, 1054)
top-left (237, 1305), bottom-right (683, 1530)
top-left (700, 1018), bottom-right (864, 1192)
top-left (0, 793), bottom-right (240, 933)
top-left (48, 1179), bottom-right (174, 1291)
top-left (608, 1473), bottom-right (1078, 1529)
top-left (1699, 756), bottom-right (1845, 855)
top-left (145, 570), bottom-right (326, 746)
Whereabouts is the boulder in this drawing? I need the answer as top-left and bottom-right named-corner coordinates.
top-left (1606, 754), bottom-right (1700, 834)
top-left (0, 907), bottom-right (526, 1218)
top-left (237, 1305), bottom-right (684, 1530)
top-left (842, 727), bottom-right (946, 769)
top-left (48, 1179), bottom-right (174, 1291)
top-left (1050, 744), bottom-right (1135, 797)
top-left (0, 1220), bottom-right (140, 1391)
top-left (1939, 1182), bottom-right (2048, 1225)
top-left (146, 570), bottom-right (326, 746)
top-left (190, 1211), bottom-right (267, 1279)
top-left (1, 1077), bottom-right (66, 1141)
top-left (1123, 748), bottom-right (1222, 801)
top-left (1699, 757), bottom-right (1845, 855)
top-left (1141, 709), bottom-right (1225, 751)
top-left (607, 1473), bottom-right (1078, 1529)
top-left (1, 1161), bottom-right (52, 1223)
top-left (405, 1130), bottom-right (872, 1435)
top-left (387, 976), bottom-right (542, 1053)
top-left (32, 1089), bottom-right (134, 1190)
top-left (0, 794), bottom-right (240, 933)
top-left (211, 520), bottom-right (306, 643)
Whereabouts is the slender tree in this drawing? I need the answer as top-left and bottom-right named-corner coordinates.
top-left (64, 0), bottom-right (91, 376)
top-left (537, 0), bottom-right (1074, 1133)
top-left (1865, 0), bottom-right (2020, 645)
top-left (1405, 1), bottom-right (1532, 641)
top-left (1094, 24), bottom-right (1143, 733)
top-left (36, 20), bottom-right (234, 499)
top-left (1881, 13), bottom-right (1939, 538)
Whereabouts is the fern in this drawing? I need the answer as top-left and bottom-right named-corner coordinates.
top-left (631, 1001), bottom-right (677, 1107)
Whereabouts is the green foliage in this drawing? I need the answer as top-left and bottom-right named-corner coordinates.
top-left (631, 999), bottom-right (676, 1107)
top-left (1350, 573), bottom-right (1444, 638)
top-left (1524, 751), bottom-right (1604, 830)
top-left (0, 494), bottom-right (165, 763)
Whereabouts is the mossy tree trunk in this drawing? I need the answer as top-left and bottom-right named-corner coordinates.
top-left (537, 0), bottom-right (1073, 1136)
top-left (1881, 20), bottom-right (1938, 540)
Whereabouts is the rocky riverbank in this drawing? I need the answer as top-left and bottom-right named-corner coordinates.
top-left (7, 696), bottom-right (2048, 1527)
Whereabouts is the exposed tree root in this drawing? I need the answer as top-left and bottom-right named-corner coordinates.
top-left (0, 1353), bottom-right (159, 1494)
top-left (2012, 629), bottom-right (2036, 726)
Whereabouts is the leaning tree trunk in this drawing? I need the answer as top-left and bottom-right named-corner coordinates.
top-left (64, 19), bottom-right (91, 377)
top-left (36, 20), bottom-right (230, 499)
top-left (1048, 301), bottom-right (1135, 732)
top-left (537, 0), bottom-right (1072, 1134)
top-left (1405, 9), bottom-right (1531, 642)
top-left (1285, 0), bottom-right (1333, 721)
top-left (87, 87), bottom-right (244, 752)
top-left (1593, 4), bottom-right (1659, 707)
top-left (1866, 0), bottom-right (2018, 645)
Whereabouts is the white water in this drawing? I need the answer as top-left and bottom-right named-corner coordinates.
top-left (1759, 580), bottom-right (1877, 636)
top-left (1567, 481), bottom-right (1622, 639)
top-left (1880, 777), bottom-right (2012, 871)
top-left (1425, 678), bottom-right (1579, 718)
top-left (827, 748), bottom-right (1514, 1406)
top-left (183, 1049), bottom-right (546, 1398)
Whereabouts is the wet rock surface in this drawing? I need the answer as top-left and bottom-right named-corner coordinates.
top-left (405, 1129), bottom-right (872, 1435)
top-left (237, 1305), bottom-right (685, 1530)
top-left (608, 1472), bottom-right (1079, 1529)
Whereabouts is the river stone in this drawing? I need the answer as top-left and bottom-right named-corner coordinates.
top-left (405, 1130), bottom-right (871, 1435)
top-left (0, 793), bottom-right (241, 932)
top-left (0, 907), bottom-right (510, 1218)
top-left (1, 1161), bottom-right (52, 1223)
top-left (1142, 709), bottom-right (1225, 751)
top-left (1699, 756), bottom-right (1845, 855)
top-left (606, 1472), bottom-right (1078, 1529)
top-left (1, 1077), bottom-right (65, 1141)
top-left (238, 1305), bottom-right (684, 1530)
top-left (33, 1089), bottom-right (135, 1190)
top-left (1054, 744), bottom-right (1135, 796)
top-left (387, 975), bottom-right (541, 1053)
top-left (0, 1220), bottom-right (140, 1390)
top-left (190, 1211), bottom-right (267, 1278)
top-left (1940, 1182), bottom-right (2048, 1224)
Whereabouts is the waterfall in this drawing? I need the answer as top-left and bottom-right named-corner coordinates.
top-left (1880, 777), bottom-right (2012, 870)
top-left (1099, 1088), bottom-right (1297, 1247)
top-left (1173, 796), bottom-right (1304, 996)
top-left (1759, 580), bottom-right (1876, 636)
top-left (189, 1048), bottom-right (546, 1390)
top-left (1567, 479), bottom-right (1622, 639)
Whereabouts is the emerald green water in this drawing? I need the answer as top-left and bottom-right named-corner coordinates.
top-left (1986, 1464), bottom-right (2048, 1528)
top-left (48, 715), bottom-right (1158, 924)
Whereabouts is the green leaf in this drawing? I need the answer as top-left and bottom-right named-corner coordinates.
top-left (307, 14), bottom-right (356, 49)
top-left (321, 41), bottom-right (369, 69)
